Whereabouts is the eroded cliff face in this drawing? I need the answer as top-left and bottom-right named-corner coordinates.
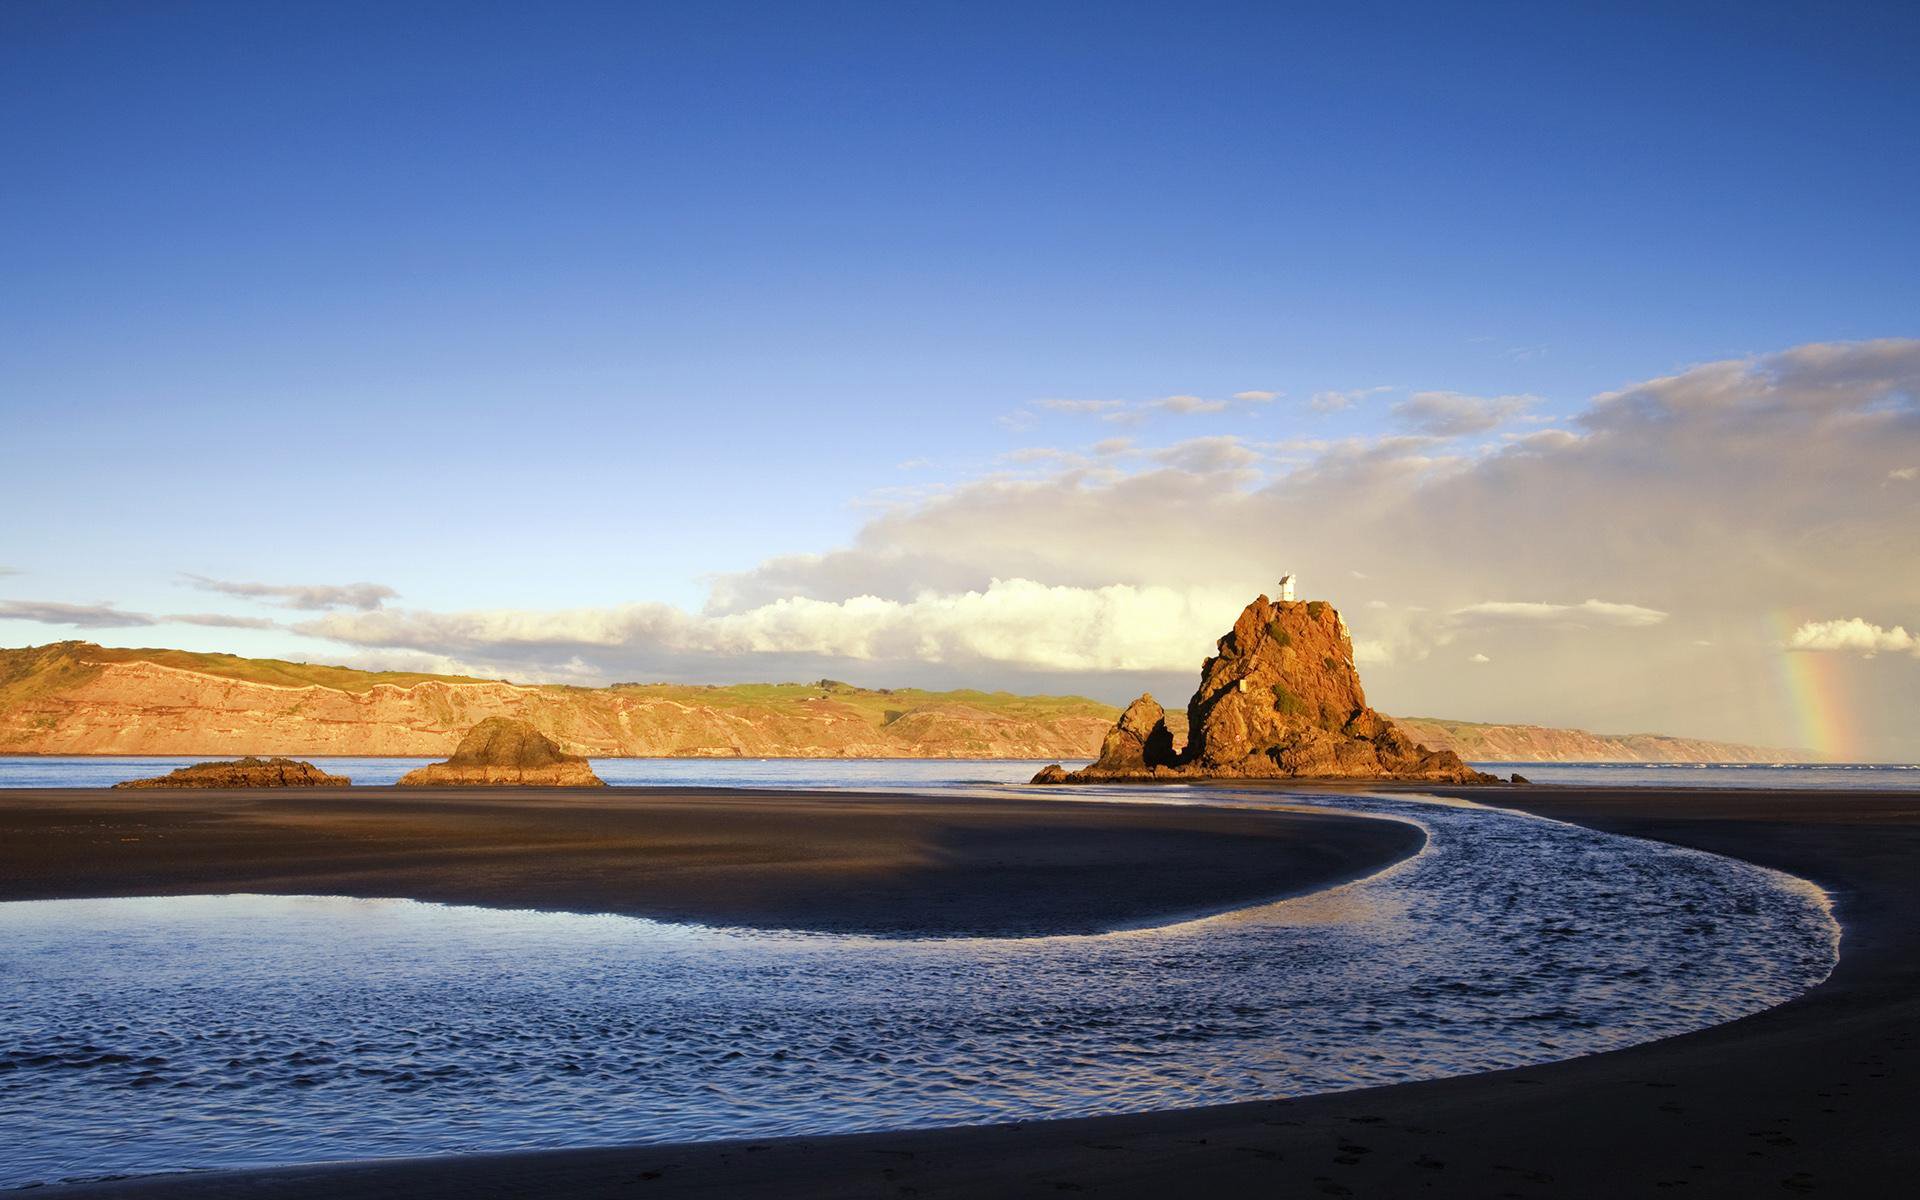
top-left (1389, 718), bottom-right (1806, 763)
top-left (0, 641), bottom-right (1801, 765)
top-left (0, 644), bottom-right (1113, 759)
top-left (1047, 595), bottom-right (1497, 784)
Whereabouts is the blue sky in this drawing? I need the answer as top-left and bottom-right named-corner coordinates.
top-left (3, 2), bottom-right (1917, 754)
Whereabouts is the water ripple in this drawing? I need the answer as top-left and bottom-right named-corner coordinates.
top-left (0, 790), bottom-right (1837, 1187)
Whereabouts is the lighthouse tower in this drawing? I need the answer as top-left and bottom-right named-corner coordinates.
top-left (1277, 574), bottom-right (1296, 602)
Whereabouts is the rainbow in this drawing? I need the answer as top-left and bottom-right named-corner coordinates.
top-left (1770, 610), bottom-right (1852, 762)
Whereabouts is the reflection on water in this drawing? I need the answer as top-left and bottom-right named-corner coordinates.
top-left (0, 790), bottom-right (1838, 1188)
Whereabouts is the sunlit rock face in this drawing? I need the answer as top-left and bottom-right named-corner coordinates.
top-left (112, 757), bottom-right (351, 788)
top-left (397, 717), bottom-right (605, 787)
top-left (1039, 595), bottom-right (1496, 784)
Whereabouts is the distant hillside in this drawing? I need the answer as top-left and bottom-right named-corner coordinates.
top-left (1392, 716), bottom-right (1809, 764)
top-left (0, 642), bottom-right (1804, 762)
top-left (0, 642), bottom-right (1115, 759)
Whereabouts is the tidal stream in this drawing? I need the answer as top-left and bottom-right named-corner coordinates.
top-left (0, 788), bottom-right (1838, 1188)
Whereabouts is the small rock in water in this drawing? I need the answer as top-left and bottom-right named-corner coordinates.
top-left (112, 757), bottom-right (351, 789)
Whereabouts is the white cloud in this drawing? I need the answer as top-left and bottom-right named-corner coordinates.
top-left (1309, 386), bottom-right (1391, 413)
top-left (1450, 599), bottom-right (1670, 627)
top-left (1501, 428), bottom-right (1579, 452)
top-left (1233, 390), bottom-right (1280, 402)
top-left (1005, 447), bottom-right (1080, 466)
top-left (302, 580), bottom-right (1254, 675)
top-left (1469, 652), bottom-right (1491, 663)
top-left (0, 599), bottom-right (157, 628)
top-left (1391, 391), bottom-right (1536, 436)
top-left (1352, 639), bottom-right (1397, 665)
top-left (332, 647), bottom-right (590, 683)
top-left (260, 337), bottom-right (1920, 754)
top-left (167, 613), bottom-right (283, 631)
top-left (1092, 437), bottom-right (1135, 457)
top-left (1889, 466), bottom-right (1918, 481)
top-left (0, 599), bottom-right (292, 633)
top-left (1151, 394), bottom-right (1228, 415)
top-left (183, 575), bottom-right (397, 612)
top-left (1789, 618), bottom-right (1916, 656)
top-left (1151, 436), bottom-right (1260, 474)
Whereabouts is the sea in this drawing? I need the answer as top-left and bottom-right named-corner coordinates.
top-left (0, 756), bottom-right (1915, 790)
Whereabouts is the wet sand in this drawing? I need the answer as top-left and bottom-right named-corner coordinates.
top-left (25, 787), bottom-right (1920, 1197)
top-left (0, 785), bottom-right (1422, 937)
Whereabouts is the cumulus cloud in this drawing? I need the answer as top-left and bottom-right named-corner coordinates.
top-left (1151, 436), bottom-right (1261, 474)
top-left (1889, 466), bottom-right (1917, 481)
top-left (183, 575), bottom-right (397, 611)
top-left (300, 580), bottom-right (1252, 675)
top-left (1391, 391), bottom-right (1536, 436)
top-left (248, 337), bottom-right (1920, 753)
top-left (1151, 394), bottom-right (1228, 415)
top-left (1234, 390), bottom-right (1280, 402)
top-left (673, 337), bottom-right (1919, 752)
top-left (1789, 618), bottom-right (1916, 656)
top-left (335, 647), bottom-right (592, 683)
top-left (0, 600), bottom-right (157, 628)
top-left (1469, 652), bottom-right (1491, 663)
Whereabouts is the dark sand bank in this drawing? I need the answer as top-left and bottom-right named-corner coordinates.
top-left (0, 786), bottom-right (1421, 938)
top-left (32, 787), bottom-right (1920, 1199)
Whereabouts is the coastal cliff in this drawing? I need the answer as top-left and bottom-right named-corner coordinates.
top-left (1035, 596), bottom-right (1497, 784)
top-left (0, 641), bottom-right (1804, 763)
top-left (0, 643), bottom-right (1112, 759)
top-left (1390, 717), bottom-right (1805, 764)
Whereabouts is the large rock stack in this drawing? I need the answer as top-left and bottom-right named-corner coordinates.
top-left (1036, 594), bottom-right (1496, 784)
top-left (397, 717), bottom-right (606, 787)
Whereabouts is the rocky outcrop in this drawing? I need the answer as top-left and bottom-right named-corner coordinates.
top-left (1036, 595), bottom-right (1498, 785)
top-left (1081, 694), bottom-right (1184, 776)
top-left (397, 717), bottom-right (606, 787)
top-left (113, 757), bottom-right (350, 788)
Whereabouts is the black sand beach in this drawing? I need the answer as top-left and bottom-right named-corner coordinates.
top-left (0, 785), bottom-right (1421, 937)
top-left (18, 787), bottom-right (1920, 1198)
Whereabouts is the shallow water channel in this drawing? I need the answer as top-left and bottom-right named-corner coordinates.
top-left (0, 788), bottom-right (1838, 1188)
